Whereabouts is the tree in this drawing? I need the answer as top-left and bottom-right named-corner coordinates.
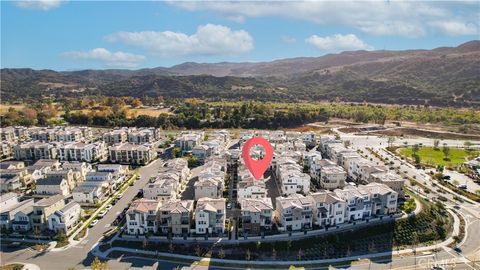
top-left (412, 144), bottom-right (420, 155)
top-left (297, 248), bottom-right (304, 260)
top-left (245, 249), bottom-right (251, 260)
top-left (194, 245), bottom-right (202, 257)
top-left (172, 147), bottom-right (181, 158)
top-left (91, 257), bottom-right (109, 270)
top-left (271, 248), bottom-right (277, 260)
top-left (442, 145), bottom-right (450, 161)
top-left (218, 247), bottom-right (226, 259)
top-left (387, 137), bottom-right (395, 148)
top-left (464, 141), bottom-right (472, 153)
top-left (131, 98), bottom-right (142, 108)
top-left (433, 140), bottom-right (440, 150)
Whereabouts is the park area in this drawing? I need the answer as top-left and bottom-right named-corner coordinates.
top-left (398, 146), bottom-right (477, 167)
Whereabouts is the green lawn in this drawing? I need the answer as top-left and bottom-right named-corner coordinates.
top-left (399, 147), bottom-right (476, 166)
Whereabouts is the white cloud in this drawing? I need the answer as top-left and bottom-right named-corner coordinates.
top-left (62, 48), bottom-right (145, 68)
top-left (429, 20), bottom-right (479, 36)
top-left (15, 0), bottom-right (64, 11)
top-left (306, 34), bottom-right (373, 52)
top-left (169, 1), bottom-right (479, 38)
top-left (281, 36), bottom-right (296, 44)
top-left (105, 24), bottom-right (254, 56)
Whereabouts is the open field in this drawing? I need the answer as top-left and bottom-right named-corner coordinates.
top-left (0, 104), bottom-right (25, 115)
top-left (398, 147), bottom-right (477, 166)
top-left (127, 107), bottom-right (171, 118)
top-left (372, 128), bottom-right (480, 140)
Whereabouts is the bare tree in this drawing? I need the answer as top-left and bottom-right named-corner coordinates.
top-left (245, 249), bottom-right (251, 261)
top-left (218, 247), bottom-right (226, 259)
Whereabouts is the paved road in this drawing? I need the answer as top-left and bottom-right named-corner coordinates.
top-left (0, 159), bottom-right (164, 270)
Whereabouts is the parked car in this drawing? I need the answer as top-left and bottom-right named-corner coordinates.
top-left (105, 205), bottom-right (112, 211)
top-left (98, 210), bottom-right (107, 218)
top-left (117, 194), bottom-right (123, 199)
top-left (458, 184), bottom-right (467, 190)
top-left (226, 203), bottom-right (232, 209)
top-left (90, 219), bottom-right (99, 227)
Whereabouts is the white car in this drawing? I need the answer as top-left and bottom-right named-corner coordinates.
top-left (105, 205), bottom-right (112, 211)
top-left (98, 210), bottom-right (107, 218)
top-left (226, 203), bottom-right (232, 209)
top-left (90, 219), bottom-right (99, 227)
top-left (117, 194), bottom-right (123, 199)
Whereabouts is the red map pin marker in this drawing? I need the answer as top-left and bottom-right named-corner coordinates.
top-left (242, 137), bottom-right (273, 180)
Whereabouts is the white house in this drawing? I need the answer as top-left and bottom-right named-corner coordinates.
top-left (274, 194), bottom-right (314, 231)
top-left (47, 201), bottom-right (81, 235)
top-left (310, 191), bottom-right (346, 227)
top-left (195, 197), bottom-right (226, 235)
top-left (35, 178), bottom-right (70, 196)
top-left (126, 198), bottom-right (161, 235)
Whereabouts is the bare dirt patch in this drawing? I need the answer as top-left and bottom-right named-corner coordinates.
top-left (371, 128), bottom-right (480, 140)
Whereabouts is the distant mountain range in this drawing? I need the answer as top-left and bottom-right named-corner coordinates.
top-left (1, 40), bottom-right (479, 107)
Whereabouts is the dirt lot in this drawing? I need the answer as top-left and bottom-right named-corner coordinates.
top-left (370, 127), bottom-right (480, 140)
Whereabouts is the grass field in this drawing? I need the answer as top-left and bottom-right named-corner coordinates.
top-left (0, 104), bottom-right (25, 115)
top-left (399, 147), bottom-right (476, 166)
top-left (128, 107), bottom-right (171, 118)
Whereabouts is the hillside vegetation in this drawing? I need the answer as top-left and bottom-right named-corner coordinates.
top-left (1, 41), bottom-right (479, 107)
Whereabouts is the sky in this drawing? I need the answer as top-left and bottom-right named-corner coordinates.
top-left (1, 0), bottom-right (479, 71)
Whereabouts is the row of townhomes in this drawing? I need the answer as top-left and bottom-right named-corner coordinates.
top-left (318, 136), bottom-right (405, 196)
top-left (2, 126), bottom-right (160, 165)
top-left (1, 192), bottom-right (81, 235)
top-left (1, 126), bottom-right (144, 238)
top-left (274, 183), bottom-right (398, 231)
top-left (143, 158), bottom-right (190, 201)
top-left (103, 127), bottom-right (161, 145)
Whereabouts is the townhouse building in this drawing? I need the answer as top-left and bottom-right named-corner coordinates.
top-left (72, 183), bottom-right (104, 204)
top-left (31, 195), bottom-right (65, 231)
top-left (45, 169), bottom-right (79, 190)
top-left (62, 161), bottom-right (92, 182)
top-left (175, 132), bottom-right (204, 153)
top-left (35, 178), bottom-right (70, 196)
top-left (57, 141), bottom-right (108, 163)
top-left (370, 171), bottom-right (405, 197)
top-left (237, 176), bottom-right (267, 200)
top-left (126, 198), bottom-right (161, 235)
top-left (275, 194), bottom-right (314, 231)
top-left (108, 143), bottom-right (155, 165)
top-left (1, 196), bottom-right (33, 230)
top-left (11, 199), bottom-right (35, 232)
top-left (359, 183), bottom-right (398, 215)
top-left (195, 197), bottom-right (226, 235)
top-left (334, 186), bottom-right (370, 221)
top-left (128, 127), bottom-right (160, 144)
top-left (310, 191), bottom-right (346, 227)
top-left (240, 198), bottom-right (273, 234)
top-left (319, 164), bottom-right (347, 190)
top-left (1, 141), bottom-right (15, 159)
top-left (47, 201), bottom-right (81, 235)
top-left (157, 200), bottom-right (194, 235)
top-left (103, 128), bottom-right (128, 144)
top-left (14, 141), bottom-right (58, 160)
top-left (143, 177), bottom-right (178, 201)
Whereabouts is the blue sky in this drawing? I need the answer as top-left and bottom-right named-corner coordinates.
top-left (1, 0), bottom-right (479, 70)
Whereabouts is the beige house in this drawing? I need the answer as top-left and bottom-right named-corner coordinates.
top-left (31, 195), bottom-right (65, 231)
top-left (157, 200), bottom-right (194, 236)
